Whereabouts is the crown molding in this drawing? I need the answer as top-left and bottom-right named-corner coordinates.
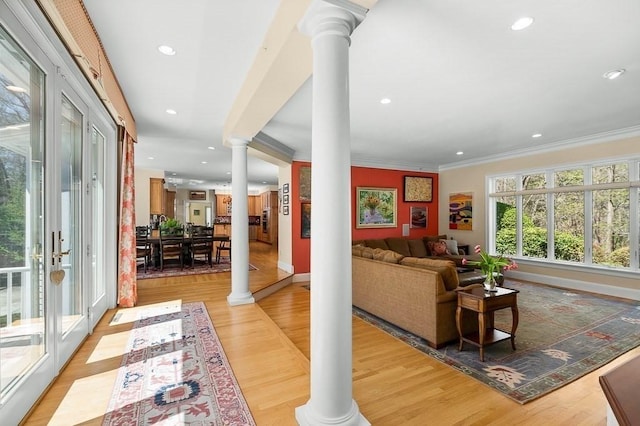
top-left (439, 125), bottom-right (640, 172)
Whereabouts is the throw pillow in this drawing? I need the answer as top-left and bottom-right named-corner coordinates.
top-left (441, 239), bottom-right (459, 255)
top-left (427, 240), bottom-right (451, 256)
top-left (352, 245), bottom-right (375, 259)
top-left (372, 248), bottom-right (404, 264)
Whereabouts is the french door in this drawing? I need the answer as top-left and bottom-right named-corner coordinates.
top-left (0, 2), bottom-right (116, 423)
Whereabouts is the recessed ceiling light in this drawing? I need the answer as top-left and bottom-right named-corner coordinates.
top-left (603, 69), bottom-right (625, 80)
top-left (380, 98), bottom-right (391, 104)
top-left (6, 85), bottom-right (26, 93)
top-left (147, 157), bottom-right (154, 160)
top-left (172, 173), bottom-right (177, 175)
top-left (201, 161), bottom-right (207, 164)
top-left (226, 171), bottom-right (231, 175)
top-left (166, 109), bottom-right (177, 115)
top-left (456, 151), bottom-right (464, 156)
top-left (207, 146), bottom-right (216, 150)
top-left (532, 133), bottom-right (542, 138)
top-left (158, 45), bottom-right (176, 56)
top-left (262, 181), bottom-right (267, 184)
top-left (511, 17), bottom-right (534, 31)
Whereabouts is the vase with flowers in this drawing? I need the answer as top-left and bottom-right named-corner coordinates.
top-left (462, 245), bottom-right (518, 291)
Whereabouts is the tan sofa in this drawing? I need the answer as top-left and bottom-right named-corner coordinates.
top-left (352, 246), bottom-right (479, 348)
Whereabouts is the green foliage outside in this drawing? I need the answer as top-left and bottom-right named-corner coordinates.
top-left (495, 207), bottom-right (583, 262)
top-left (0, 150), bottom-right (26, 268)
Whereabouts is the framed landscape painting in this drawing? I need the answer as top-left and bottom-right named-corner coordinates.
top-left (356, 187), bottom-right (397, 228)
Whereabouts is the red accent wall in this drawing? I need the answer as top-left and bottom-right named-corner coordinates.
top-left (291, 161), bottom-right (439, 274)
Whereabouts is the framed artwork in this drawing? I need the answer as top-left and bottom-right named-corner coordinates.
top-left (299, 166), bottom-right (311, 202)
top-left (403, 176), bottom-right (433, 202)
top-left (193, 209), bottom-right (200, 216)
top-left (356, 187), bottom-right (397, 228)
top-left (189, 190), bottom-right (206, 200)
top-left (301, 203), bottom-right (311, 238)
top-left (283, 205), bottom-right (289, 215)
top-left (283, 194), bottom-right (289, 204)
top-left (283, 183), bottom-right (289, 194)
top-left (410, 206), bottom-right (427, 228)
top-left (449, 192), bottom-right (473, 230)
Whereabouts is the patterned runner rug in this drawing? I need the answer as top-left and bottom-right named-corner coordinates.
top-left (353, 280), bottom-right (640, 404)
top-left (137, 258), bottom-right (257, 280)
top-left (103, 302), bottom-right (255, 425)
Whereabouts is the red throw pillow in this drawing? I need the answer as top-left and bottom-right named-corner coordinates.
top-left (428, 240), bottom-right (451, 256)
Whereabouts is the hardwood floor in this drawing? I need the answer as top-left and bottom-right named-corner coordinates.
top-left (22, 242), bottom-right (638, 425)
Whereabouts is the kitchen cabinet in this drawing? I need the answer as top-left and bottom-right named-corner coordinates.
top-left (216, 195), bottom-right (232, 216)
top-left (257, 190), bottom-right (278, 244)
top-left (164, 190), bottom-right (176, 218)
top-left (149, 178), bottom-right (165, 215)
top-left (213, 223), bottom-right (231, 237)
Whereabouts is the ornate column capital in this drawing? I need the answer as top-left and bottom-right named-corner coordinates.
top-left (298, 0), bottom-right (367, 44)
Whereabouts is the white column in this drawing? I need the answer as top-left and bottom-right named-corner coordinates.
top-left (297, 2), bottom-right (368, 425)
top-left (227, 137), bottom-right (254, 306)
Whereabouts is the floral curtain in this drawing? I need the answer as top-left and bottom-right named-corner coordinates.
top-left (117, 128), bottom-right (137, 307)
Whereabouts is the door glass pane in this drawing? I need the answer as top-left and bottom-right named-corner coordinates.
top-left (60, 95), bottom-right (82, 335)
top-left (0, 26), bottom-right (45, 396)
top-left (91, 128), bottom-right (105, 303)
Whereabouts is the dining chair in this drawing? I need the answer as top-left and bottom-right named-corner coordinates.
top-left (159, 225), bottom-right (185, 271)
top-left (189, 226), bottom-right (214, 267)
top-left (135, 226), bottom-right (151, 273)
top-left (215, 238), bottom-right (231, 264)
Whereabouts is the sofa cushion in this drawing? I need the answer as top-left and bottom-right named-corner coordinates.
top-left (400, 257), bottom-right (459, 290)
top-left (372, 248), bottom-right (404, 264)
top-left (407, 239), bottom-right (428, 258)
top-left (427, 240), bottom-right (451, 256)
top-left (385, 238), bottom-right (412, 257)
top-left (365, 239), bottom-right (389, 250)
top-left (352, 245), bottom-right (375, 259)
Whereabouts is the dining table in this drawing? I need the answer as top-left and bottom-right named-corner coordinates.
top-left (143, 230), bottom-right (230, 266)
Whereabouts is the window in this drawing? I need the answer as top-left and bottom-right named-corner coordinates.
top-left (489, 159), bottom-right (639, 272)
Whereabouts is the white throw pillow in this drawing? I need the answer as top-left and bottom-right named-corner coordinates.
top-left (441, 239), bottom-right (459, 255)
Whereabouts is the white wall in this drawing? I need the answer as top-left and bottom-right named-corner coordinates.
top-left (439, 134), bottom-right (640, 297)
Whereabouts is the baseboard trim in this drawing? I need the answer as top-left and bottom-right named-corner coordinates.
top-left (277, 260), bottom-right (294, 273)
top-left (508, 271), bottom-right (640, 301)
top-left (293, 273), bottom-right (310, 283)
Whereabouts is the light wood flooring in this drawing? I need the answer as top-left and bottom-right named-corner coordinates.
top-left (22, 242), bottom-right (639, 425)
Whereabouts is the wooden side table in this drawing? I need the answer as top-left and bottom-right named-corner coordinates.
top-left (456, 286), bottom-right (519, 361)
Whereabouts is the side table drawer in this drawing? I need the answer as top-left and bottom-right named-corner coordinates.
top-left (458, 296), bottom-right (480, 311)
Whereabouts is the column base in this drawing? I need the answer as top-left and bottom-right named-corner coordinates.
top-left (226, 292), bottom-right (255, 306)
top-left (295, 400), bottom-right (370, 426)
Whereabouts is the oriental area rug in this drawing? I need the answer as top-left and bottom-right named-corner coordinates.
top-left (103, 302), bottom-right (255, 425)
top-left (137, 258), bottom-right (257, 280)
top-left (353, 280), bottom-right (640, 404)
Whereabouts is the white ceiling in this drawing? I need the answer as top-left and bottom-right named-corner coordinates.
top-left (84, 0), bottom-right (640, 190)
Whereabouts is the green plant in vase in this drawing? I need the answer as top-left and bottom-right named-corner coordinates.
top-left (160, 218), bottom-right (182, 235)
top-left (462, 245), bottom-right (518, 291)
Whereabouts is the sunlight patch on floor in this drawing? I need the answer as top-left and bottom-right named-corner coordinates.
top-left (47, 369), bottom-right (118, 426)
top-left (109, 299), bottom-right (183, 326)
top-left (86, 330), bottom-right (130, 364)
